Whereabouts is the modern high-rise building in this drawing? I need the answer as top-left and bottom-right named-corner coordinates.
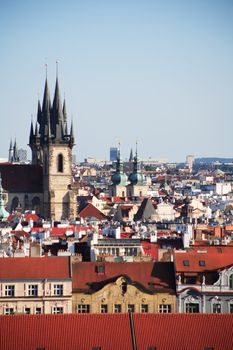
top-left (110, 147), bottom-right (119, 162)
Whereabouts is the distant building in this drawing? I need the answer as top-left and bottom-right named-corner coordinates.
top-left (186, 155), bottom-right (195, 171)
top-left (110, 147), bottom-right (119, 162)
top-left (18, 148), bottom-right (27, 162)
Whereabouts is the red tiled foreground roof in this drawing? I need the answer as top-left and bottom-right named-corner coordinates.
top-left (134, 314), bottom-right (233, 350)
top-left (0, 257), bottom-right (71, 279)
top-left (0, 314), bottom-right (232, 350)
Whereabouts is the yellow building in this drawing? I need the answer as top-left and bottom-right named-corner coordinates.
top-left (72, 261), bottom-right (176, 314)
top-left (0, 256), bottom-right (72, 315)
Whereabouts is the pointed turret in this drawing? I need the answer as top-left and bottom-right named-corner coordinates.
top-left (69, 120), bottom-right (75, 147)
top-left (129, 148), bottom-right (133, 162)
top-left (13, 138), bottom-right (19, 162)
top-left (51, 78), bottom-right (63, 140)
top-left (63, 99), bottom-right (68, 134)
top-left (29, 120), bottom-right (34, 144)
top-left (8, 139), bottom-right (14, 162)
top-left (37, 99), bottom-right (42, 125)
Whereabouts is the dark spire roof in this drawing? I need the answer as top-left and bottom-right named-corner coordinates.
top-left (37, 100), bottom-right (42, 125)
top-left (134, 197), bottom-right (156, 221)
top-left (42, 78), bottom-right (51, 116)
top-left (29, 74), bottom-right (75, 149)
top-left (29, 120), bottom-right (34, 144)
top-left (129, 148), bottom-right (133, 162)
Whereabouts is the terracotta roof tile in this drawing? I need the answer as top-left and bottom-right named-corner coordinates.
top-left (175, 252), bottom-right (233, 272)
top-left (0, 314), bottom-right (232, 350)
top-left (72, 261), bottom-right (176, 292)
top-left (78, 203), bottom-right (107, 220)
top-left (0, 256), bottom-right (71, 279)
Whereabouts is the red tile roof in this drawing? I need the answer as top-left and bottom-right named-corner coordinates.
top-left (72, 261), bottom-right (175, 293)
top-left (78, 203), bottom-right (107, 220)
top-left (0, 314), bottom-right (132, 350)
top-left (0, 257), bottom-right (71, 279)
top-left (141, 240), bottom-right (159, 260)
top-left (133, 314), bottom-right (233, 350)
top-left (175, 252), bottom-right (233, 273)
top-left (0, 314), bottom-right (232, 350)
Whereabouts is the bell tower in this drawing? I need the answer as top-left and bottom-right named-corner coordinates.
top-left (29, 70), bottom-right (76, 220)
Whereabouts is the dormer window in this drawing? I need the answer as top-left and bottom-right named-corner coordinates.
top-left (199, 260), bottom-right (206, 267)
top-left (183, 260), bottom-right (190, 266)
top-left (57, 154), bottom-right (63, 173)
top-left (229, 274), bottom-right (233, 289)
top-left (95, 265), bottom-right (105, 274)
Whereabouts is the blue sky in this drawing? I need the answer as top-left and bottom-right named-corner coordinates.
top-left (0, 0), bottom-right (233, 162)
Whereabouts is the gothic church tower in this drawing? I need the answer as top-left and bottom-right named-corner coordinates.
top-left (29, 75), bottom-right (76, 220)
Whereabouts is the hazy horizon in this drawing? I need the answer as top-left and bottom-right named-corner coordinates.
top-left (1, 0), bottom-right (233, 162)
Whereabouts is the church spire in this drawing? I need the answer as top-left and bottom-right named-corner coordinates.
top-left (8, 139), bottom-right (14, 162)
top-left (29, 119), bottom-right (34, 144)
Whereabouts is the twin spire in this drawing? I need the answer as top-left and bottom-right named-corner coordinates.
top-left (29, 71), bottom-right (74, 147)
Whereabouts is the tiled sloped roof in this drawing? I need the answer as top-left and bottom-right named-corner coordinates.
top-left (0, 164), bottom-right (43, 192)
top-left (78, 203), bottom-right (107, 220)
top-left (141, 240), bottom-right (159, 260)
top-left (0, 256), bottom-right (71, 279)
top-left (23, 213), bottom-right (40, 221)
top-left (133, 314), bottom-right (233, 350)
top-left (0, 314), bottom-right (132, 350)
top-left (0, 314), bottom-right (232, 350)
top-left (72, 261), bottom-right (176, 293)
top-left (175, 252), bottom-right (233, 273)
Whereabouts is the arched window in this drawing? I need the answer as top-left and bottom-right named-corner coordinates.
top-left (11, 197), bottom-right (19, 212)
top-left (32, 197), bottom-right (41, 215)
top-left (57, 154), bottom-right (63, 173)
top-left (121, 282), bottom-right (127, 295)
top-left (229, 274), bottom-right (233, 289)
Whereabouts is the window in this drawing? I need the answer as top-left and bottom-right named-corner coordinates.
top-left (77, 304), bottom-right (90, 313)
top-left (4, 308), bottom-right (14, 315)
top-left (229, 274), bottom-right (233, 289)
top-left (159, 304), bottom-right (171, 313)
top-left (36, 307), bottom-right (42, 314)
top-left (92, 347), bottom-right (101, 350)
top-left (100, 304), bottom-right (108, 313)
top-left (28, 284), bottom-right (38, 296)
top-left (53, 307), bottom-right (63, 314)
top-left (24, 308), bottom-right (31, 314)
top-left (5, 285), bottom-right (15, 297)
top-left (212, 303), bottom-right (221, 314)
top-left (183, 260), bottom-right (190, 266)
top-left (96, 265), bottom-right (105, 274)
top-left (121, 282), bottom-right (127, 295)
top-left (141, 304), bottom-right (148, 313)
top-left (147, 347), bottom-right (156, 350)
top-left (54, 284), bottom-right (63, 296)
top-left (185, 303), bottom-right (199, 313)
top-left (199, 260), bottom-right (206, 267)
top-left (128, 304), bottom-right (135, 313)
top-left (114, 304), bottom-right (121, 313)
top-left (57, 154), bottom-right (63, 173)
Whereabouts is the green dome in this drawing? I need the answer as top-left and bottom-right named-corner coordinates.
top-left (128, 172), bottom-right (145, 185)
top-left (111, 172), bottom-right (128, 186)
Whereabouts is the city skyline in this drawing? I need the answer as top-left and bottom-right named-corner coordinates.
top-left (1, 0), bottom-right (233, 162)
